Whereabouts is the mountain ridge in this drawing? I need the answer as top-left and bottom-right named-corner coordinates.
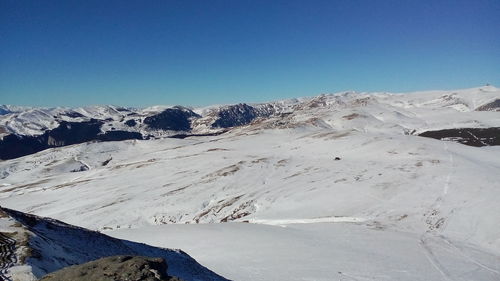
top-left (1, 86), bottom-right (499, 159)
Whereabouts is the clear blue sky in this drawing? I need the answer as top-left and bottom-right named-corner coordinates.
top-left (1, 0), bottom-right (499, 107)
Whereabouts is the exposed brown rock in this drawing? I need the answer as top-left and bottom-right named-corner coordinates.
top-left (40, 255), bottom-right (183, 281)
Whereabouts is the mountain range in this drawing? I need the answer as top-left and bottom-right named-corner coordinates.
top-left (1, 86), bottom-right (500, 280)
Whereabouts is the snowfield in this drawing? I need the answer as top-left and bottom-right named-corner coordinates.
top-left (111, 222), bottom-right (500, 281)
top-left (1, 86), bottom-right (500, 280)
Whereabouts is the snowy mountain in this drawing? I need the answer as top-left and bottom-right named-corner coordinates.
top-left (1, 86), bottom-right (500, 280)
top-left (1, 86), bottom-right (499, 160)
top-left (1, 86), bottom-right (500, 161)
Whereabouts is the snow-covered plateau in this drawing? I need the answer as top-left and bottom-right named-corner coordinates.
top-left (1, 86), bottom-right (500, 280)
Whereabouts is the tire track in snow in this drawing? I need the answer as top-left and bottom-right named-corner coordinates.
top-left (419, 233), bottom-right (500, 280)
top-left (439, 235), bottom-right (500, 276)
top-left (419, 234), bottom-right (453, 281)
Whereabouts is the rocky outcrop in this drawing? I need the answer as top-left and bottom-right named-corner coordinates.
top-left (0, 107), bottom-right (12, 115)
top-left (60, 111), bottom-right (86, 118)
top-left (0, 120), bottom-right (143, 160)
top-left (0, 134), bottom-right (47, 160)
top-left (418, 127), bottom-right (500, 147)
top-left (45, 120), bottom-right (104, 145)
top-left (144, 107), bottom-right (200, 131)
top-left (211, 104), bottom-right (260, 128)
top-left (125, 119), bottom-right (137, 127)
top-left (475, 99), bottom-right (500, 111)
top-left (40, 256), bottom-right (183, 281)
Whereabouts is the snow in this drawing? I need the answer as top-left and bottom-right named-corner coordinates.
top-left (0, 208), bottom-right (228, 281)
top-left (1, 86), bottom-right (500, 280)
top-left (2, 86), bottom-right (499, 138)
top-left (0, 210), bottom-right (37, 281)
top-left (109, 222), bottom-right (500, 281)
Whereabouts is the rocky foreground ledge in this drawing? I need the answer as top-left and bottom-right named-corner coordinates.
top-left (40, 255), bottom-right (183, 281)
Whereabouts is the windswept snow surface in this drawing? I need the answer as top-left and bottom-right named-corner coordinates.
top-left (110, 222), bottom-right (500, 281)
top-left (1, 86), bottom-right (500, 280)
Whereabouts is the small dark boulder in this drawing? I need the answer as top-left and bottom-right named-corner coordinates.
top-left (334, 157), bottom-right (341, 161)
top-left (102, 157), bottom-right (112, 166)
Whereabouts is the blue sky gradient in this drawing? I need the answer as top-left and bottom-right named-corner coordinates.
top-left (1, 0), bottom-right (499, 107)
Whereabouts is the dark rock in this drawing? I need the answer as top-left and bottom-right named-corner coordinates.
top-left (102, 157), bottom-right (112, 166)
top-left (98, 131), bottom-right (143, 142)
top-left (125, 119), bottom-right (137, 127)
top-left (418, 127), bottom-right (500, 147)
top-left (144, 107), bottom-right (200, 131)
top-left (61, 111), bottom-right (85, 118)
top-left (0, 120), bottom-right (144, 160)
top-left (40, 255), bottom-right (183, 281)
top-left (46, 120), bottom-right (104, 146)
top-left (169, 131), bottom-right (227, 139)
top-left (211, 104), bottom-right (258, 128)
top-left (334, 157), bottom-right (341, 161)
top-left (0, 134), bottom-right (47, 160)
top-left (0, 120), bottom-right (103, 160)
top-left (115, 107), bottom-right (131, 112)
top-left (475, 99), bottom-right (500, 111)
top-left (0, 107), bottom-right (11, 115)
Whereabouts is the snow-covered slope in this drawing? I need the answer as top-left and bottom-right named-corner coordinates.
top-left (0, 207), bottom-right (228, 281)
top-left (111, 222), bottom-right (500, 281)
top-left (1, 86), bottom-right (500, 280)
